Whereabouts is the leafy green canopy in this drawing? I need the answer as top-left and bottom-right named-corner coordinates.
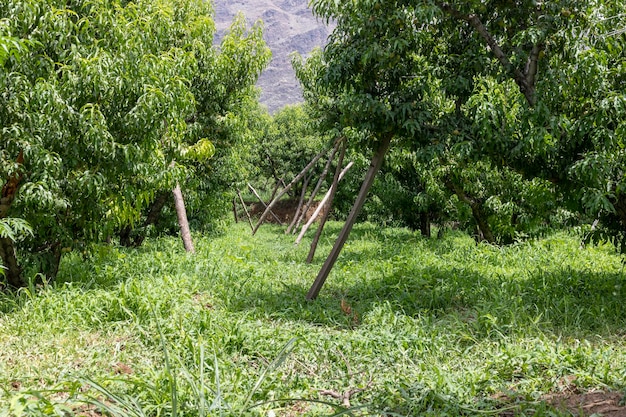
top-left (0, 0), bottom-right (271, 284)
top-left (300, 0), bottom-right (626, 247)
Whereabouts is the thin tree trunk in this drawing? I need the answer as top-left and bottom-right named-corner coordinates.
top-left (305, 148), bottom-right (351, 264)
top-left (0, 151), bottom-right (24, 219)
top-left (445, 179), bottom-right (495, 243)
top-left (172, 183), bottom-right (195, 253)
top-left (119, 225), bottom-right (133, 247)
top-left (248, 183), bottom-right (283, 224)
top-left (132, 192), bottom-right (169, 247)
top-left (307, 133), bottom-right (393, 300)
top-left (296, 160), bottom-right (353, 246)
top-left (119, 192), bottom-right (169, 247)
top-left (38, 242), bottom-right (62, 282)
top-left (420, 212), bottom-right (431, 238)
top-left (437, 2), bottom-right (540, 106)
top-left (0, 237), bottom-right (24, 288)
top-left (237, 190), bottom-right (254, 231)
top-left (288, 139), bottom-right (342, 234)
top-left (233, 196), bottom-right (239, 223)
top-left (252, 145), bottom-right (333, 235)
top-left (1, 151), bottom-right (25, 288)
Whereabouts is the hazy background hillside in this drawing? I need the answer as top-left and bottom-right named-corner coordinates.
top-left (213, 0), bottom-right (333, 113)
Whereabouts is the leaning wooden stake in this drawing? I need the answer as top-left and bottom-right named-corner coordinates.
top-left (304, 140), bottom-right (348, 261)
top-left (247, 183), bottom-right (283, 224)
top-left (296, 160), bottom-right (353, 245)
top-left (173, 183), bottom-right (195, 253)
top-left (289, 173), bottom-right (311, 233)
top-left (288, 139), bottom-right (342, 234)
top-left (252, 144), bottom-right (334, 235)
top-left (306, 133), bottom-right (393, 300)
top-left (232, 196), bottom-right (239, 223)
top-left (304, 161), bottom-right (353, 261)
top-left (237, 190), bottom-right (254, 231)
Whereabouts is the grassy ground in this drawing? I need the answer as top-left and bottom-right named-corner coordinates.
top-left (1, 222), bottom-right (625, 416)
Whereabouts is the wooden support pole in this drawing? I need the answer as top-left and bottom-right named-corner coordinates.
top-left (252, 144), bottom-right (334, 235)
top-left (289, 173), bottom-right (310, 233)
top-left (237, 190), bottom-right (254, 231)
top-left (304, 161), bottom-right (353, 262)
top-left (295, 160), bottom-right (353, 245)
top-left (288, 139), bottom-right (342, 234)
top-left (232, 196), bottom-right (239, 223)
top-left (304, 143), bottom-right (350, 263)
top-left (306, 133), bottom-right (393, 300)
top-left (247, 183), bottom-right (283, 224)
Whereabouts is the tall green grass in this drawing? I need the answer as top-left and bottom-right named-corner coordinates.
top-left (0, 222), bottom-right (624, 416)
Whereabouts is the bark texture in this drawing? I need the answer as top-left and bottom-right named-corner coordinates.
top-left (173, 184), bottom-right (195, 253)
top-left (0, 237), bottom-right (24, 288)
top-left (307, 133), bottom-right (394, 300)
top-left (0, 151), bottom-right (25, 288)
top-left (445, 178), bottom-right (495, 243)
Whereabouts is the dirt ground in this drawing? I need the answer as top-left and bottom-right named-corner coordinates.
top-left (543, 390), bottom-right (626, 417)
top-left (245, 198), bottom-right (328, 225)
top-left (495, 379), bottom-right (625, 416)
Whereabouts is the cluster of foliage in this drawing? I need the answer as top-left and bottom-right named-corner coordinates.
top-left (295, 0), bottom-right (626, 247)
top-left (247, 103), bottom-right (329, 200)
top-left (1, 223), bottom-right (625, 416)
top-left (0, 0), bottom-right (270, 287)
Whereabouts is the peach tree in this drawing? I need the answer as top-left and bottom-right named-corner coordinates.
top-left (0, 0), bottom-right (270, 287)
top-left (298, 0), bottom-right (626, 298)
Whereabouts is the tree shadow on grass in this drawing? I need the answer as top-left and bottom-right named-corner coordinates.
top-left (224, 226), bottom-right (626, 338)
top-left (227, 264), bottom-right (625, 334)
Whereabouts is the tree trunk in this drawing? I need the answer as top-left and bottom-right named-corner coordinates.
top-left (1, 151), bottom-right (25, 288)
top-left (445, 178), bottom-right (495, 243)
top-left (37, 242), bottom-right (62, 282)
top-left (420, 212), bottom-right (431, 238)
top-left (119, 192), bottom-right (169, 247)
top-left (172, 183), bottom-right (195, 253)
top-left (133, 192), bottom-right (169, 247)
top-left (0, 237), bottom-right (24, 288)
top-left (119, 225), bottom-right (133, 247)
top-left (0, 151), bottom-right (24, 219)
top-left (305, 143), bottom-right (348, 263)
top-left (307, 133), bottom-right (394, 300)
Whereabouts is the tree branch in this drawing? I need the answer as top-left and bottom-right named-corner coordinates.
top-left (437, 2), bottom-right (537, 106)
top-left (525, 42), bottom-right (542, 97)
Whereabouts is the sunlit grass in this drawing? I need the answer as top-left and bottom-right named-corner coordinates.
top-left (1, 222), bottom-right (625, 416)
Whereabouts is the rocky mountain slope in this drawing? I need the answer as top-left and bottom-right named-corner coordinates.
top-left (212, 0), bottom-right (333, 113)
